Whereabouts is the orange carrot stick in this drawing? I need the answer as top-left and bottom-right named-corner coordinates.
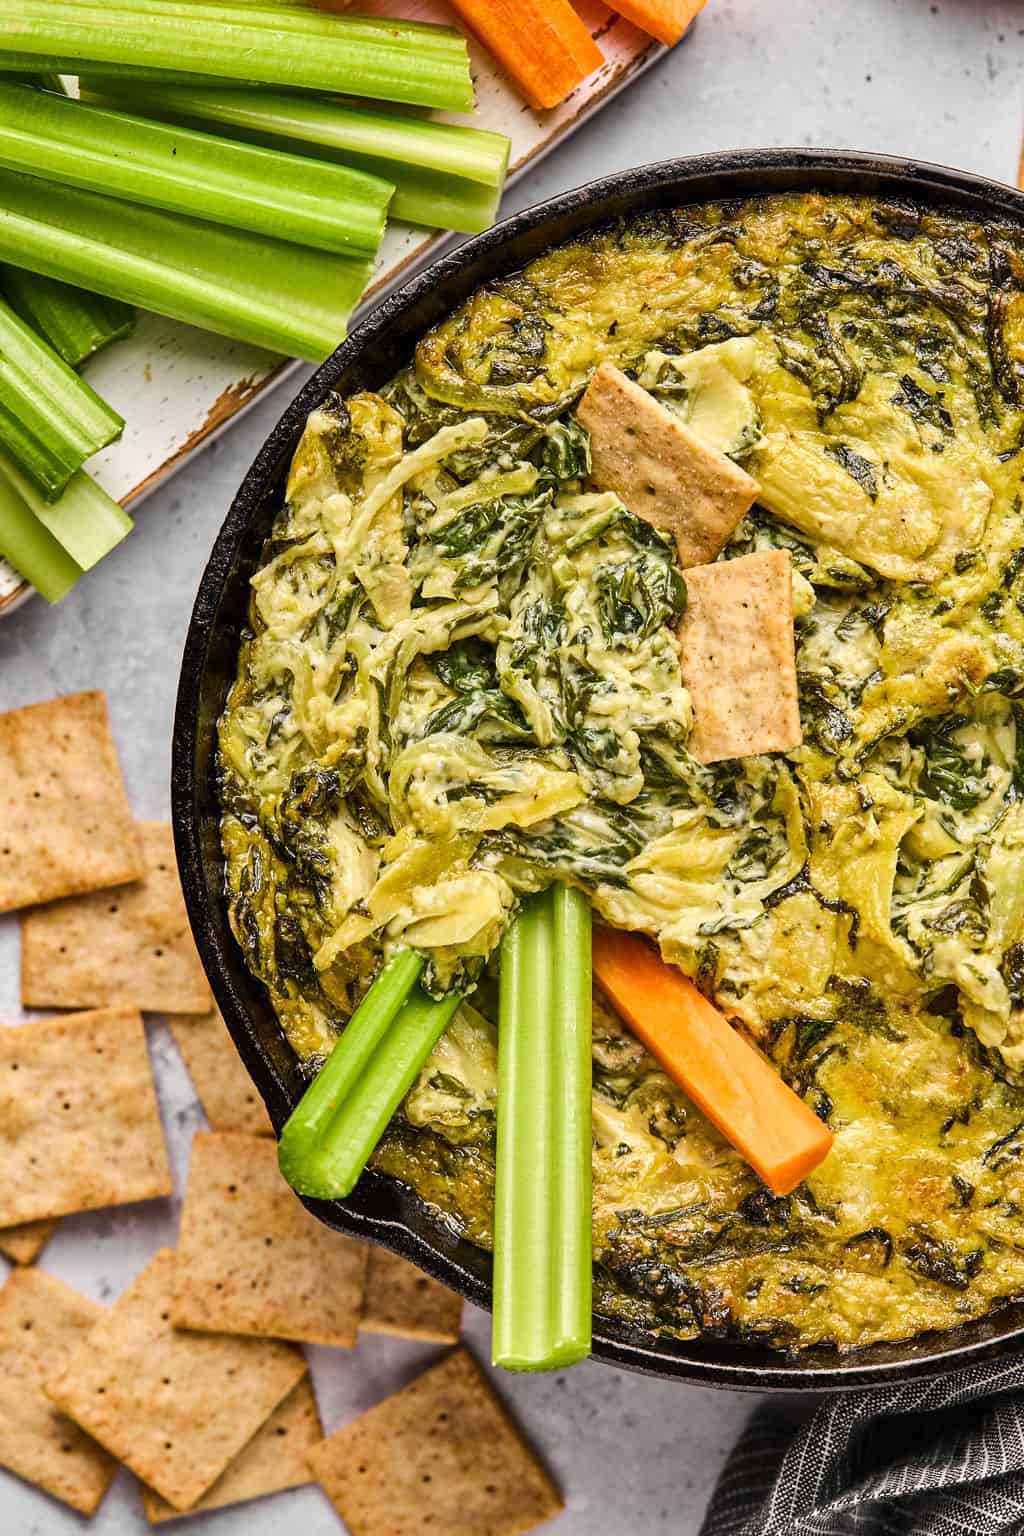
top-left (592, 927), bottom-right (833, 1196)
top-left (448, 0), bottom-right (603, 111)
top-left (611, 0), bottom-right (706, 48)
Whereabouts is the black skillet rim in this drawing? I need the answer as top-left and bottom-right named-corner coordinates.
top-left (172, 146), bottom-right (1024, 1391)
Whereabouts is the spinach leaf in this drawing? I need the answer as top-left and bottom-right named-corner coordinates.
top-left (595, 553), bottom-right (686, 645)
top-left (902, 1227), bottom-right (983, 1291)
top-left (421, 689), bottom-right (533, 745)
top-left (890, 372), bottom-right (954, 434)
top-left (431, 487), bottom-right (551, 593)
top-left (910, 713), bottom-right (990, 811)
top-left (1000, 942), bottom-right (1024, 1008)
top-left (430, 637), bottom-right (496, 694)
top-left (825, 443), bottom-right (879, 500)
top-left (539, 417), bottom-right (591, 480)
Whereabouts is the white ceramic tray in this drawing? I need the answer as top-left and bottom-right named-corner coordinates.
top-left (0, 2), bottom-right (667, 616)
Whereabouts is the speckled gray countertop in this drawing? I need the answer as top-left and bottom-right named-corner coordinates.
top-left (2, 3), bottom-right (1023, 1531)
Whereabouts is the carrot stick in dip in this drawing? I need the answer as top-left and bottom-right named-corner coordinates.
top-left (592, 926), bottom-right (833, 1195)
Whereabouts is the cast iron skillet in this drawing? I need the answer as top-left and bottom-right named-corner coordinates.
top-left (173, 147), bottom-right (1024, 1391)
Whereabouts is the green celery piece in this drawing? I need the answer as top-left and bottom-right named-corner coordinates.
top-left (0, 167), bottom-right (371, 362)
top-left (0, 449), bottom-right (131, 571)
top-left (279, 948), bottom-right (425, 1185)
top-left (0, 459), bottom-right (81, 603)
top-left (493, 889), bottom-right (556, 1371)
top-left (303, 987), bottom-right (462, 1196)
top-left (492, 886), bottom-right (593, 1372)
top-left (2, 265), bottom-right (134, 368)
top-left (550, 884), bottom-right (593, 1362)
top-left (279, 948), bottom-right (462, 1199)
top-left (79, 80), bottom-right (510, 234)
top-left (0, 397), bottom-right (79, 504)
top-left (78, 81), bottom-right (509, 185)
top-left (0, 82), bottom-right (392, 259)
top-left (0, 0), bottom-right (474, 112)
top-left (0, 292), bottom-right (123, 500)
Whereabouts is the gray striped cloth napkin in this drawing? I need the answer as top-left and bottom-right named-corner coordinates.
top-left (700, 1354), bottom-right (1024, 1535)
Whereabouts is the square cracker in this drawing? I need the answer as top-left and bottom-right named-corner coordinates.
top-left (0, 1268), bottom-right (118, 1514)
top-left (307, 1346), bottom-right (562, 1536)
top-left (361, 1246), bottom-right (463, 1344)
top-left (167, 1006), bottom-right (272, 1136)
top-left (173, 1131), bottom-right (368, 1347)
top-left (46, 1249), bottom-right (306, 1512)
top-left (0, 690), bottom-right (142, 913)
top-left (0, 1219), bottom-right (57, 1266)
top-left (679, 549), bottom-right (802, 764)
top-left (0, 1006), bottom-right (171, 1226)
top-left (139, 1376), bottom-right (321, 1523)
top-left (21, 822), bottom-right (212, 1013)
top-left (576, 362), bottom-right (758, 567)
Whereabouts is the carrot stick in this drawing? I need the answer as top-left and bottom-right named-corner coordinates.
top-left (592, 927), bottom-right (833, 1196)
top-left (448, 0), bottom-right (603, 111)
top-left (611, 0), bottom-right (706, 48)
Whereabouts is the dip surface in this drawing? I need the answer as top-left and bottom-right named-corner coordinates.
top-left (220, 192), bottom-right (1024, 1352)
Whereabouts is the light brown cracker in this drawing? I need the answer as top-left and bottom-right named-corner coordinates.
top-left (0, 1007), bottom-right (171, 1226)
top-left (0, 690), bottom-right (142, 913)
top-left (46, 1249), bottom-right (306, 1512)
top-left (167, 1006), bottom-right (272, 1136)
top-left (679, 550), bottom-right (802, 764)
top-left (173, 1132), bottom-right (368, 1347)
top-left (0, 1268), bottom-right (118, 1514)
top-left (361, 1246), bottom-right (463, 1344)
top-left (21, 822), bottom-right (212, 1013)
top-left (139, 1376), bottom-right (321, 1523)
top-left (0, 1219), bottom-right (57, 1265)
top-left (576, 362), bottom-right (758, 566)
top-left (308, 1346), bottom-right (562, 1536)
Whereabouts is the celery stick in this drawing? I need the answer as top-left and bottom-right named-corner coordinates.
top-left (279, 948), bottom-right (425, 1186)
top-left (492, 886), bottom-right (592, 1372)
top-left (79, 82), bottom-right (509, 186)
top-left (0, 450), bottom-right (131, 571)
top-left (0, 460), bottom-right (81, 603)
top-left (79, 81), bottom-right (509, 235)
top-left (0, 168), bottom-right (371, 361)
top-left (0, 0), bottom-right (475, 111)
top-left (550, 884), bottom-right (592, 1365)
top-left (297, 988), bottom-right (461, 1197)
top-left (2, 265), bottom-right (134, 367)
top-left (492, 889), bottom-right (557, 1371)
top-left (0, 82), bottom-right (392, 258)
top-left (0, 292), bottom-right (123, 500)
top-left (279, 948), bottom-right (461, 1200)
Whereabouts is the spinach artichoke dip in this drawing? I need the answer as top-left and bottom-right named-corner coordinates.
top-left (219, 191), bottom-right (1024, 1354)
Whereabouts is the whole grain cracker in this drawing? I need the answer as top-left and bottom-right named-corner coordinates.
top-left (361, 1246), bottom-right (463, 1344)
top-left (576, 362), bottom-right (758, 567)
top-left (46, 1249), bottom-right (306, 1512)
top-left (167, 1006), bottom-right (272, 1136)
top-left (0, 690), bottom-right (142, 914)
top-left (0, 1007), bottom-right (171, 1226)
top-left (138, 1376), bottom-right (321, 1523)
top-left (0, 1218), bottom-right (57, 1266)
top-left (21, 822), bottom-right (212, 1013)
top-left (173, 1132), bottom-right (368, 1347)
top-left (0, 1268), bottom-right (118, 1514)
top-left (679, 549), bottom-right (802, 764)
top-left (307, 1346), bottom-right (562, 1536)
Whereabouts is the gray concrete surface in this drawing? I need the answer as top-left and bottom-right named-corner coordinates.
top-left (2, 1), bottom-right (1023, 1530)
